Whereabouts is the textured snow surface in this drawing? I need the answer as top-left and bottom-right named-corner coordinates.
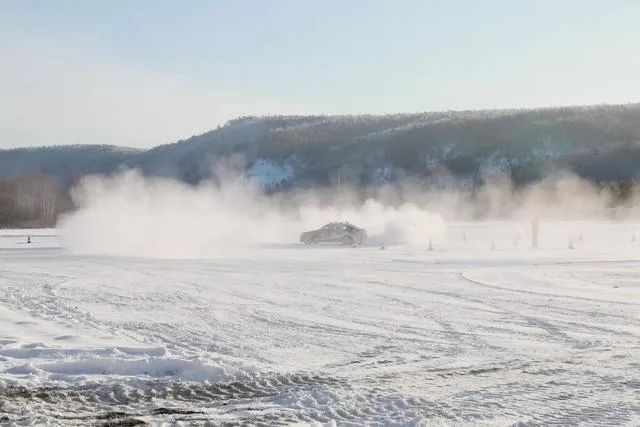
top-left (0, 222), bottom-right (639, 425)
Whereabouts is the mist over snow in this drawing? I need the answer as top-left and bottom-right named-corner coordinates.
top-left (58, 170), bottom-right (446, 258)
top-left (56, 165), bottom-right (640, 259)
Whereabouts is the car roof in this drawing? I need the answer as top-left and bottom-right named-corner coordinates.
top-left (322, 222), bottom-right (357, 228)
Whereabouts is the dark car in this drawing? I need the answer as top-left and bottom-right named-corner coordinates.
top-left (300, 222), bottom-right (367, 246)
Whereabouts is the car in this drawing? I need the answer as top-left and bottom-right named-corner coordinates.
top-left (300, 222), bottom-right (367, 246)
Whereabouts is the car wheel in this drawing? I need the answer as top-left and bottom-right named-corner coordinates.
top-left (341, 236), bottom-right (354, 246)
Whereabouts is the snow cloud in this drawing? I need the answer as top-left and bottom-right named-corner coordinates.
top-left (58, 170), bottom-right (445, 258)
top-left (58, 163), bottom-right (630, 259)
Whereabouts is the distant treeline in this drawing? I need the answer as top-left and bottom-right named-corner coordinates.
top-left (3, 104), bottom-right (640, 189)
top-left (0, 175), bottom-right (72, 228)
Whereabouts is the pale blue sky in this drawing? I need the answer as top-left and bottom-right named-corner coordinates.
top-left (1, 0), bottom-right (639, 148)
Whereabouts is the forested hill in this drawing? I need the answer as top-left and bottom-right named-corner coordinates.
top-left (1, 103), bottom-right (640, 200)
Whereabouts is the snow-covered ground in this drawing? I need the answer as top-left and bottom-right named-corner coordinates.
top-left (0, 221), bottom-right (639, 425)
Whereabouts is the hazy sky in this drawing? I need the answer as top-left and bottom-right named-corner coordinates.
top-left (2, 0), bottom-right (639, 149)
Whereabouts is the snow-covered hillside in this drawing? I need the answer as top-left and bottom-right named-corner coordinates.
top-left (0, 221), bottom-right (639, 425)
top-left (2, 103), bottom-right (640, 190)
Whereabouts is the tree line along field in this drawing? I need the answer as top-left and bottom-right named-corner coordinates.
top-left (0, 175), bottom-right (72, 228)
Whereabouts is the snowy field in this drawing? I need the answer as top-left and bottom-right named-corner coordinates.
top-left (0, 222), bottom-right (639, 425)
